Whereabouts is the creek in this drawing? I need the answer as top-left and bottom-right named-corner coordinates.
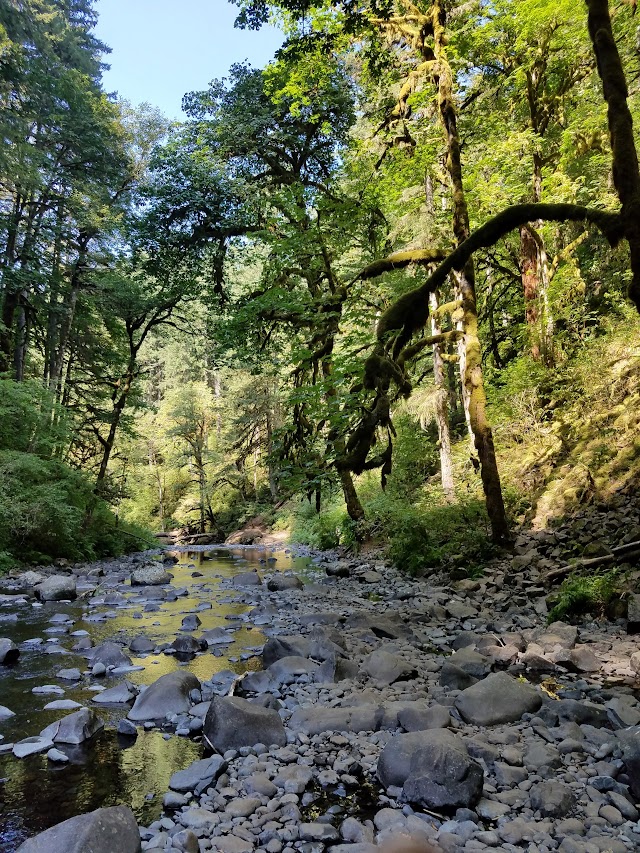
top-left (0, 547), bottom-right (314, 851)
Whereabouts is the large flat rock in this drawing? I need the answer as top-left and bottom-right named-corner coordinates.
top-left (454, 671), bottom-right (542, 726)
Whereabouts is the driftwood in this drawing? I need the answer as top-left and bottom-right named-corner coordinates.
top-left (544, 539), bottom-right (640, 584)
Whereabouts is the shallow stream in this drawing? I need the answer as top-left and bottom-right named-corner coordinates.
top-left (0, 547), bottom-right (314, 851)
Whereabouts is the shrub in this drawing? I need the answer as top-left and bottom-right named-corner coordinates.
top-left (547, 570), bottom-right (623, 622)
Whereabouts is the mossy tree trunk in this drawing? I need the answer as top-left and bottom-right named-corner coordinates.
top-left (429, 291), bottom-right (455, 501)
top-left (430, 0), bottom-right (509, 542)
top-left (586, 0), bottom-right (640, 310)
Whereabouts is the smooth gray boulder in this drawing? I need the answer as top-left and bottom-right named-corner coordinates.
top-left (203, 695), bottom-right (286, 750)
top-left (13, 736), bottom-right (54, 758)
top-left (92, 683), bottom-right (137, 705)
top-left (378, 729), bottom-right (483, 810)
top-left (34, 575), bottom-right (76, 601)
top-left (267, 656), bottom-right (321, 685)
top-left (40, 708), bottom-right (104, 744)
top-left (16, 805), bottom-right (140, 852)
top-left (129, 635), bottom-right (154, 653)
top-left (455, 671), bottom-right (541, 725)
top-left (128, 671), bottom-right (200, 721)
top-left (0, 638), bottom-right (19, 664)
top-left (262, 635), bottom-right (311, 666)
top-left (361, 650), bottom-right (417, 686)
top-left (0, 704), bottom-right (15, 720)
top-left (288, 704), bottom-right (383, 736)
top-left (170, 635), bottom-right (205, 655)
top-left (130, 565), bottom-right (172, 586)
top-left (232, 571), bottom-right (262, 587)
top-left (267, 573), bottom-right (303, 591)
top-left (88, 642), bottom-right (132, 669)
top-left (169, 755), bottom-right (228, 794)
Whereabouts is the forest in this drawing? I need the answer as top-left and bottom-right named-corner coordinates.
top-left (1, 0), bottom-right (640, 575)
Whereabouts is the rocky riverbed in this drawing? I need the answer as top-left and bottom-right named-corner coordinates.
top-left (3, 497), bottom-right (640, 853)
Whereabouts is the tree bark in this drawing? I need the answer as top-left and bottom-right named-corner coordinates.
top-left (429, 291), bottom-right (455, 501)
top-left (431, 0), bottom-right (509, 542)
top-left (586, 0), bottom-right (640, 310)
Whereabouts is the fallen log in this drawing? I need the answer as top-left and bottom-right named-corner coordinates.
top-left (544, 539), bottom-right (640, 584)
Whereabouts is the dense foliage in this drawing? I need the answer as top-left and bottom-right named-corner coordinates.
top-left (1, 0), bottom-right (640, 572)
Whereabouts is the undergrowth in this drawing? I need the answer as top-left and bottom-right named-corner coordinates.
top-left (547, 570), bottom-right (624, 622)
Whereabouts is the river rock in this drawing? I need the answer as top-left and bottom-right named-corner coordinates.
top-left (56, 668), bottom-right (81, 681)
top-left (92, 683), bottom-right (137, 704)
top-left (16, 805), bottom-right (141, 852)
top-left (267, 573), bottom-right (303, 591)
top-left (288, 704), bottom-right (382, 736)
top-left (0, 704), bottom-right (15, 719)
top-left (379, 729), bottom-right (483, 810)
top-left (34, 575), bottom-right (77, 602)
top-left (0, 638), bottom-right (19, 664)
top-left (232, 571), bottom-right (262, 587)
top-left (89, 641), bottom-right (132, 668)
top-left (263, 635), bottom-right (311, 665)
top-left (529, 780), bottom-right (576, 817)
top-left (170, 634), bottom-right (205, 655)
top-left (13, 736), bottom-right (55, 758)
top-left (40, 708), bottom-right (104, 744)
top-left (47, 748), bottom-right (70, 763)
top-left (203, 694), bottom-right (286, 750)
top-left (360, 650), bottom-right (417, 686)
top-left (180, 614), bottom-right (201, 631)
top-left (267, 655), bottom-right (321, 685)
top-left (201, 627), bottom-right (233, 646)
top-left (128, 671), bottom-right (200, 721)
top-left (455, 671), bottom-right (542, 725)
top-left (130, 565), bottom-right (172, 586)
top-left (129, 635), bottom-right (155, 653)
top-left (169, 755), bottom-right (228, 794)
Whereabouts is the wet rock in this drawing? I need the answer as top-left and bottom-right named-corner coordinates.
top-left (0, 638), bottom-right (19, 664)
top-left (180, 614), bottom-right (201, 631)
top-left (56, 668), bottom-right (81, 681)
top-left (47, 748), bottom-right (70, 763)
top-left (89, 641), bottom-right (132, 669)
top-left (40, 708), bottom-right (104, 744)
top-left (129, 635), bottom-right (154, 653)
top-left (455, 671), bottom-right (542, 725)
top-left (34, 575), bottom-right (77, 602)
top-left (16, 805), bottom-right (141, 852)
top-left (92, 683), bottom-right (137, 704)
top-left (13, 736), bottom-right (55, 758)
top-left (130, 565), bottom-right (172, 586)
top-left (128, 671), bottom-right (200, 721)
top-left (169, 755), bottom-right (228, 794)
top-left (267, 573), bottom-right (304, 591)
top-left (360, 650), bottom-right (417, 686)
top-left (232, 571), bottom-right (262, 587)
top-left (170, 634), bottom-right (205, 655)
top-left (117, 718), bottom-right (138, 737)
top-left (203, 694), bottom-right (286, 750)
top-left (0, 704), bottom-right (15, 720)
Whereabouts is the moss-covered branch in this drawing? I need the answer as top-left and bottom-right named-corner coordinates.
top-left (376, 202), bottom-right (623, 344)
top-left (355, 248), bottom-right (448, 282)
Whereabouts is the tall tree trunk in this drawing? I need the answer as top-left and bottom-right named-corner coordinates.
top-left (338, 467), bottom-right (365, 521)
top-left (431, 0), bottom-right (509, 542)
top-left (429, 291), bottom-right (455, 501)
top-left (586, 0), bottom-right (640, 310)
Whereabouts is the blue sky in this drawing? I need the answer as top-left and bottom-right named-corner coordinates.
top-left (94, 1), bottom-right (283, 118)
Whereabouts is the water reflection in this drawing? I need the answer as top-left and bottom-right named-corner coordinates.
top-left (0, 546), bottom-right (314, 851)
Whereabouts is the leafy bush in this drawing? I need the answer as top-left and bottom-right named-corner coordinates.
top-left (547, 570), bottom-right (623, 622)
